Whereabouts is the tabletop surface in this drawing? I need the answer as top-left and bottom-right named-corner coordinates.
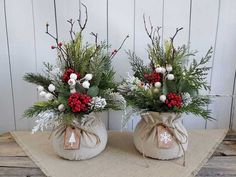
top-left (0, 131), bottom-right (235, 177)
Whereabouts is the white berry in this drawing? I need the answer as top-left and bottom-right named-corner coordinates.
top-left (160, 95), bottom-right (166, 102)
top-left (166, 65), bottom-right (173, 72)
top-left (70, 73), bottom-right (77, 80)
top-left (58, 104), bottom-right (65, 112)
top-left (167, 74), bottom-right (174, 80)
top-left (48, 84), bottom-right (55, 92)
top-left (161, 67), bottom-right (166, 74)
top-left (45, 93), bottom-right (54, 100)
top-left (84, 74), bottom-right (93, 81)
top-left (154, 82), bottom-right (161, 88)
top-left (68, 79), bottom-right (76, 86)
top-left (70, 88), bottom-right (76, 93)
top-left (155, 67), bottom-right (162, 73)
top-left (82, 81), bottom-right (90, 89)
top-left (37, 86), bottom-right (44, 92)
top-left (39, 91), bottom-right (46, 97)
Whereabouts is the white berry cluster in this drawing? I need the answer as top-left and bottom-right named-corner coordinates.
top-left (155, 64), bottom-right (174, 81)
top-left (155, 64), bottom-right (174, 102)
top-left (118, 73), bottom-right (142, 93)
top-left (89, 96), bottom-right (107, 110)
top-left (181, 92), bottom-right (192, 106)
top-left (68, 73), bottom-right (93, 93)
top-left (37, 85), bottom-right (55, 101)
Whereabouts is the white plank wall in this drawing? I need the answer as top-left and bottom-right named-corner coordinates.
top-left (4, 0), bottom-right (37, 130)
top-left (209, 0), bottom-right (236, 129)
top-left (0, 0), bottom-right (15, 132)
top-left (0, 0), bottom-right (236, 133)
top-left (184, 0), bottom-right (219, 129)
top-left (108, 0), bottom-right (134, 130)
top-left (32, 0), bottom-right (57, 71)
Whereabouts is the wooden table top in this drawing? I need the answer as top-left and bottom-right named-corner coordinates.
top-left (0, 131), bottom-right (235, 177)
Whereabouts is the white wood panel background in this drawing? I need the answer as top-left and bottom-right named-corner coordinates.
top-left (0, 0), bottom-right (236, 133)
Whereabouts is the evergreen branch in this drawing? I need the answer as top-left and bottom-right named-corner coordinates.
top-left (23, 73), bottom-right (51, 89)
top-left (127, 50), bottom-right (150, 80)
top-left (23, 101), bottom-right (58, 118)
top-left (180, 96), bottom-right (213, 120)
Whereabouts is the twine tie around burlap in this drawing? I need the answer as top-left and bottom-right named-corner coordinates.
top-left (141, 112), bottom-right (188, 166)
top-left (50, 115), bottom-right (101, 148)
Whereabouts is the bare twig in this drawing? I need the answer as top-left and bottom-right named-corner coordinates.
top-left (154, 26), bottom-right (161, 41)
top-left (91, 32), bottom-right (98, 48)
top-left (46, 23), bottom-right (69, 67)
top-left (110, 35), bottom-right (130, 59)
top-left (170, 27), bottom-right (183, 43)
top-left (89, 32), bottom-right (100, 59)
top-left (67, 19), bottom-right (76, 43)
top-left (143, 15), bottom-right (162, 45)
top-left (143, 14), bottom-right (155, 45)
top-left (170, 27), bottom-right (183, 61)
top-left (46, 23), bottom-right (57, 41)
top-left (78, 3), bottom-right (88, 33)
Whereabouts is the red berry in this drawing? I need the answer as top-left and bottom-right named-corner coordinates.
top-left (68, 92), bottom-right (91, 113)
top-left (164, 93), bottom-right (183, 109)
top-left (58, 42), bottom-right (63, 47)
top-left (112, 49), bottom-right (118, 55)
top-left (144, 72), bottom-right (161, 84)
top-left (62, 68), bottom-right (80, 83)
top-left (51, 45), bottom-right (55, 49)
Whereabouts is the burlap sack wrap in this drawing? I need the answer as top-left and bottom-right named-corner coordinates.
top-left (51, 112), bottom-right (107, 160)
top-left (133, 112), bottom-right (188, 162)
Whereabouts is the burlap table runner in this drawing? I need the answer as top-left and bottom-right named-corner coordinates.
top-left (11, 129), bottom-right (227, 177)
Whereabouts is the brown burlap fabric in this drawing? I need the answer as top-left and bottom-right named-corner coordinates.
top-left (11, 129), bottom-right (227, 177)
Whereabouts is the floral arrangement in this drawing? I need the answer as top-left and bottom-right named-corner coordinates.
top-left (23, 4), bottom-right (128, 132)
top-left (118, 17), bottom-right (213, 120)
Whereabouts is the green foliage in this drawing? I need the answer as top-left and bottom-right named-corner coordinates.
top-left (60, 34), bottom-right (117, 91)
top-left (23, 73), bottom-right (51, 91)
top-left (178, 96), bottom-right (212, 120)
top-left (87, 86), bottom-right (99, 97)
top-left (120, 22), bottom-right (213, 120)
top-left (23, 101), bottom-right (58, 118)
top-left (181, 48), bottom-right (213, 92)
top-left (127, 50), bottom-right (151, 81)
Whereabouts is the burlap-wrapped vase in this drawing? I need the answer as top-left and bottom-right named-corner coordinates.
top-left (51, 112), bottom-right (107, 160)
top-left (133, 112), bottom-right (188, 160)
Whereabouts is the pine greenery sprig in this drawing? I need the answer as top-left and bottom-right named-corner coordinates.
top-left (23, 3), bottom-right (128, 125)
top-left (119, 16), bottom-right (213, 120)
top-left (127, 50), bottom-right (151, 80)
top-left (178, 96), bottom-right (212, 120)
top-left (23, 73), bottom-right (51, 90)
top-left (183, 47), bottom-right (213, 91)
top-left (24, 101), bottom-right (58, 118)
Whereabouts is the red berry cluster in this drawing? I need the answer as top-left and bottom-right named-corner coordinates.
top-left (50, 42), bottom-right (63, 49)
top-left (111, 49), bottom-right (118, 55)
top-left (62, 68), bottom-right (80, 83)
top-left (68, 93), bottom-right (91, 113)
top-left (165, 93), bottom-right (182, 108)
top-left (144, 72), bottom-right (161, 84)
